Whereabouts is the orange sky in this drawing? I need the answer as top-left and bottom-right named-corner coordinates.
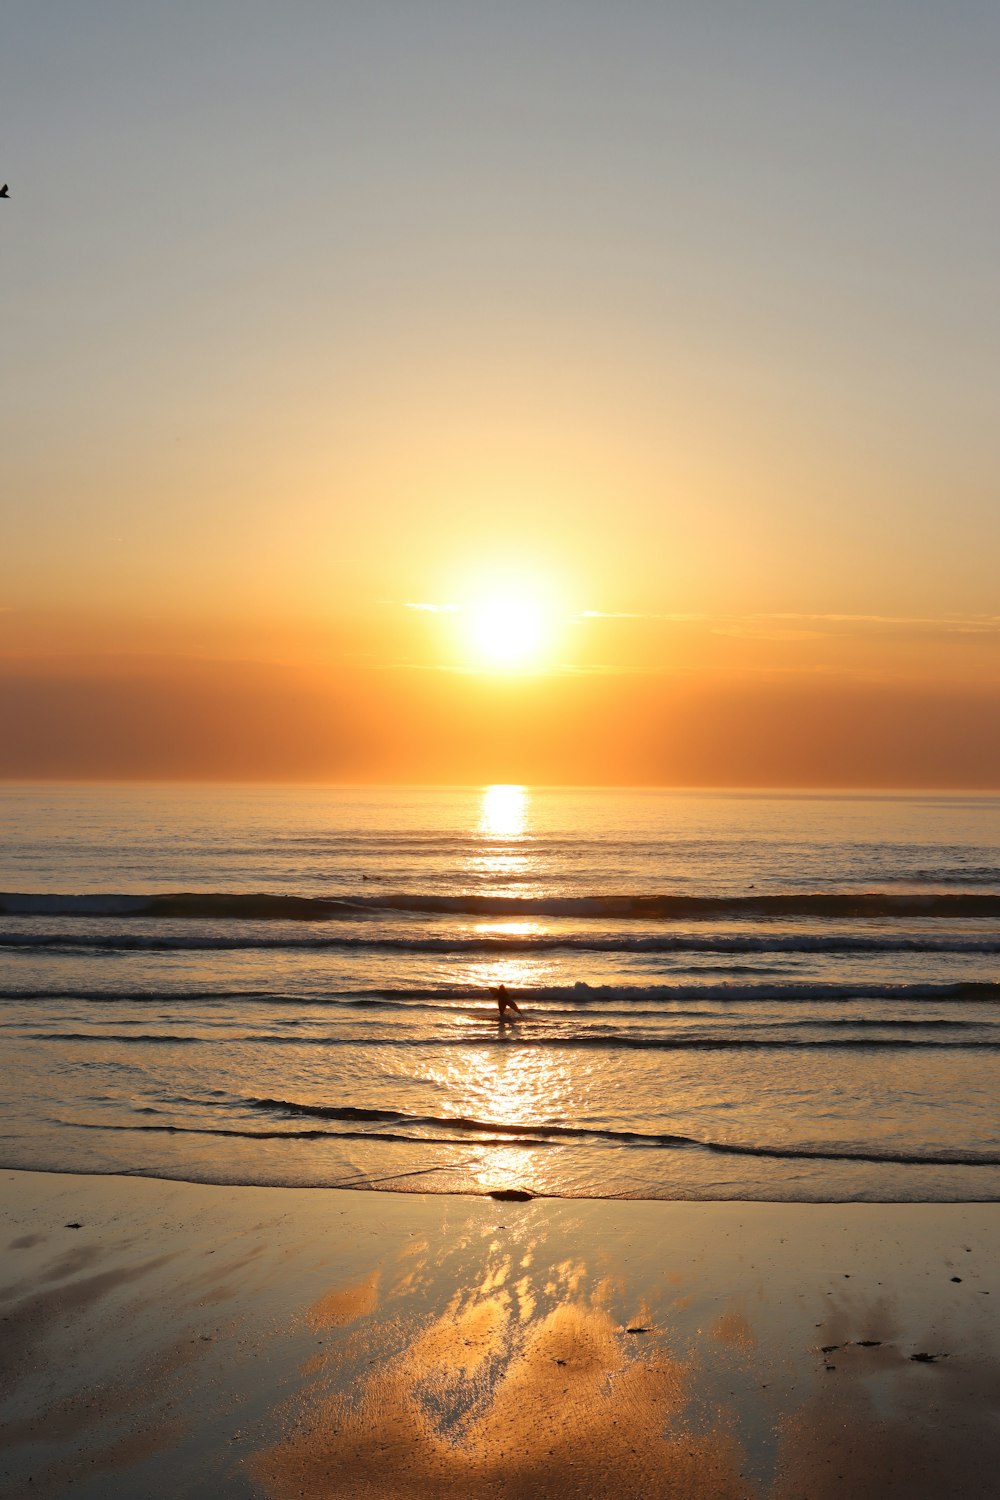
top-left (3, 604), bottom-right (999, 786)
top-left (3, 5), bottom-right (1000, 786)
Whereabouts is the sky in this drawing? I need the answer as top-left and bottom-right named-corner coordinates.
top-left (3, 1), bottom-right (1000, 785)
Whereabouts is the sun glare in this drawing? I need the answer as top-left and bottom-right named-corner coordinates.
top-left (465, 593), bottom-right (549, 671)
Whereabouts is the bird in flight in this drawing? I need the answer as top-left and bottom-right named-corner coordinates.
top-left (0, 185), bottom-right (9, 198)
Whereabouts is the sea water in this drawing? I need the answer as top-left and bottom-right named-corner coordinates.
top-left (2, 783), bottom-right (999, 1201)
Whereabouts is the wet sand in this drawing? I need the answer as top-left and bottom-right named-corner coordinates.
top-left (1, 1171), bottom-right (998, 1498)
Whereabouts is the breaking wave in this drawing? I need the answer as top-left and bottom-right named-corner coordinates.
top-left (5, 889), bottom-right (1000, 920)
top-left (4, 929), bottom-right (1000, 955)
top-left (5, 978), bottom-right (1000, 1005)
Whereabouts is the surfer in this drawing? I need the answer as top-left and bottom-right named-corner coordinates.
top-left (493, 983), bottom-right (523, 1018)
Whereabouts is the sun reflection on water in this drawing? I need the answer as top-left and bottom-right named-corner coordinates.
top-left (478, 783), bottom-right (528, 839)
top-left (458, 783), bottom-right (572, 1193)
top-left (469, 785), bottom-right (538, 896)
top-left (472, 920), bottom-right (545, 938)
top-left (461, 956), bottom-right (558, 998)
top-left (426, 1042), bottom-right (583, 1196)
top-left (441, 1045), bottom-right (567, 1126)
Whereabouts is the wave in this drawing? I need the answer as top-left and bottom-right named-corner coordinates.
top-left (5, 978), bottom-right (1000, 1006)
top-left (347, 979), bottom-right (1000, 1003)
top-left (64, 1100), bottom-right (1000, 1169)
top-left (4, 889), bottom-right (1000, 920)
top-left (883, 868), bottom-right (1000, 886)
top-left (28, 1030), bottom-right (1000, 1050)
top-left (34, 1032), bottom-right (205, 1043)
top-left (4, 928), bottom-right (1000, 955)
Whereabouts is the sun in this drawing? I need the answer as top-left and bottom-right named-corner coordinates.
top-left (464, 592), bottom-right (549, 670)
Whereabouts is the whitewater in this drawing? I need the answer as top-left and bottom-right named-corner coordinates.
top-left (2, 783), bottom-right (999, 1201)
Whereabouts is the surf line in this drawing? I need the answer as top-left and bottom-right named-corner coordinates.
top-left (324, 1156), bottom-right (483, 1191)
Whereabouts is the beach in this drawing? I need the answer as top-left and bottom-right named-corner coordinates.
top-left (2, 1170), bottom-right (998, 1498)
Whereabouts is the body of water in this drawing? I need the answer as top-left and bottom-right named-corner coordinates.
top-left (3, 783), bottom-right (999, 1201)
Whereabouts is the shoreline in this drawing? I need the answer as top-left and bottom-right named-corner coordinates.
top-left (4, 1156), bottom-right (1000, 1204)
top-left (2, 1170), bottom-right (999, 1497)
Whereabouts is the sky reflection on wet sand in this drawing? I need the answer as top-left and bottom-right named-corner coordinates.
top-left (254, 1214), bottom-right (747, 1500)
top-left (247, 1194), bottom-right (1000, 1500)
top-left (2, 1174), bottom-right (999, 1499)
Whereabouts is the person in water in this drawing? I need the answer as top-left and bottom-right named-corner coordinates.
top-left (493, 983), bottom-right (523, 1018)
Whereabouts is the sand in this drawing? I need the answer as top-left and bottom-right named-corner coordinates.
top-left (1, 1171), bottom-right (999, 1499)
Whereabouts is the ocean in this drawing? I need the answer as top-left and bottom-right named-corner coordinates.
top-left (2, 782), bottom-right (999, 1203)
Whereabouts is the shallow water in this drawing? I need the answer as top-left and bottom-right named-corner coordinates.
top-left (3, 783), bottom-right (999, 1200)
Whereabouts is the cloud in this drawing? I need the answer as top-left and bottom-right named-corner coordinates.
top-left (575, 610), bottom-right (1000, 637)
top-left (574, 610), bottom-right (709, 622)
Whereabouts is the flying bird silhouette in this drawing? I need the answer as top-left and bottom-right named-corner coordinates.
top-left (0, 185), bottom-right (9, 198)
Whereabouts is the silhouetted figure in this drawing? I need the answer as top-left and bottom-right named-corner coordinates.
top-left (493, 983), bottom-right (523, 1018)
top-left (0, 186), bottom-right (9, 198)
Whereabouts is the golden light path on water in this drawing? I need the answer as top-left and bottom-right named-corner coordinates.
top-left (465, 784), bottom-right (535, 896)
top-left (430, 785), bottom-right (589, 1196)
top-left (477, 782), bottom-right (528, 839)
top-left (425, 1040), bottom-right (583, 1198)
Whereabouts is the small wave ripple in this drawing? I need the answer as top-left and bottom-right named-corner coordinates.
top-left (64, 1097), bottom-right (1000, 1169)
